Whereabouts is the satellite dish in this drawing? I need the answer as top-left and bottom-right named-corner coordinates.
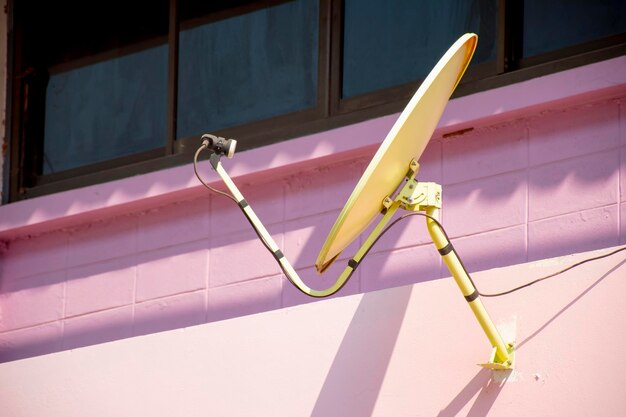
top-left (315, 33), bottom-right (477, 272)
top-left (195, 33), bottom-right (514, 370)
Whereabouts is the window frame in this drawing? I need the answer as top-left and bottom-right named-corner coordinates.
top-left (5, 0), bottom-right (626, 202)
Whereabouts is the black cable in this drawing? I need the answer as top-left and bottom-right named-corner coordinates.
top-left (378, 212), bottom-right (626, 297)
top-left (478, 245), bottom-right (626, 296)
top-left (193, 144), bottom-right (238, 204)
top-left (194, 145), bottom-right (298, 289)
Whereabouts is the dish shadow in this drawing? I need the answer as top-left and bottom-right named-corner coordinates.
top-left (437, 368), bottom-right (507, 417)
top-left (517, 258), bottom-right (626, 351)
top-left (310, 285), bottom-right (413, 417)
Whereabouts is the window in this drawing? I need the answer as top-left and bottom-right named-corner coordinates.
top-left (5, 0), bottom-right (626, 202)
top-left (522, 0), bottom-right (626, 58)
top-left (7, 0), bottom-right (170, 198)
top-left (177, 0), bottom-right (319, 139)
top-left (44, 45), bottom-right (168, 174)
top-left (342, 0), bottom-right (497, 98)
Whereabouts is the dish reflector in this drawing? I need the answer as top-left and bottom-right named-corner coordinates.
top-left (315, 33), bottom-right (477, 272)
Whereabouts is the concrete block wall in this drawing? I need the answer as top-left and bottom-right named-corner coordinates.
top-left (2, 246), bottom-right (625, 416)
top-left (1, 80), bottom-right (625, 362)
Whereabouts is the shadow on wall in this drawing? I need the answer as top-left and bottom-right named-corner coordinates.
top-left (437, 368), bottom-right (505, 417)
top-left (310, 285), bottom-right (412, 417)
top-left (0, 291), bottom-right (209, 362)
top-left (0, 224), bottom-right (622, 364)
top-left (516, 258), bottom-right (626, 351)
top-left (1, 117), bottom-right (624, 363)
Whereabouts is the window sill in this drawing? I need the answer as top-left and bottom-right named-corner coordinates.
top-left (1, 55), bottom-right (625, 241)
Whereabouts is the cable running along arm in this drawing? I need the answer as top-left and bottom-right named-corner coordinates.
top-left (194, 140), bottom-right (400, 298)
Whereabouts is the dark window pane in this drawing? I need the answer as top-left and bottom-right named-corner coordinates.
top-left (523, 0), bottom-right (626, 57)
top-left (342, 0), bottom-right (497, 98)
top-left (43, 46), bottom-right (168, 174)
top-left (177, 0), bottom-right (319, 139)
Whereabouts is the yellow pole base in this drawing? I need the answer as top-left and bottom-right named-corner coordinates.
top-left (479, 342), bottom-right (515, 370)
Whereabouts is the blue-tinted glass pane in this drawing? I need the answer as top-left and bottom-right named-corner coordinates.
top-left (343, 0), bottom-right (497, 98)
top-left (523, 0), bottom-right (626, 57)
top-left (44, 45), bottom-right (168, 174)
top-left (177, 0), bottom-right (319, 139)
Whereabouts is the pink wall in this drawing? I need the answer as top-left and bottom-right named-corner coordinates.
top-left (1, 246), bottom-right (624, 416)
top-left (1, 57), bottom-right (626, 365)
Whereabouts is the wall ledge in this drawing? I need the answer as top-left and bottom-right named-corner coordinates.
top-left (1, 55), bottom-right (625, 241)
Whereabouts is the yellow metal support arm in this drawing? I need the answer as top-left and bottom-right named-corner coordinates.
top-left (395, 164), bottom-right (514, 369)
top-left (425, 206), bottom-right (514, 369)
top-left (210, 154), bottom-right (399, 298)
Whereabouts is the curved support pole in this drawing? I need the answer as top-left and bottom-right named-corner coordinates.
top-left (425, 206), bottom-right (513, 368)
top-left (210, 154), bottom-right (400, 298)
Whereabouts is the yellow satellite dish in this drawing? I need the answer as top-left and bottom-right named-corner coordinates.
top-left (197, 33), bottom-right (515, 369)
top-left (315, 33), bottom-right (477, 272)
